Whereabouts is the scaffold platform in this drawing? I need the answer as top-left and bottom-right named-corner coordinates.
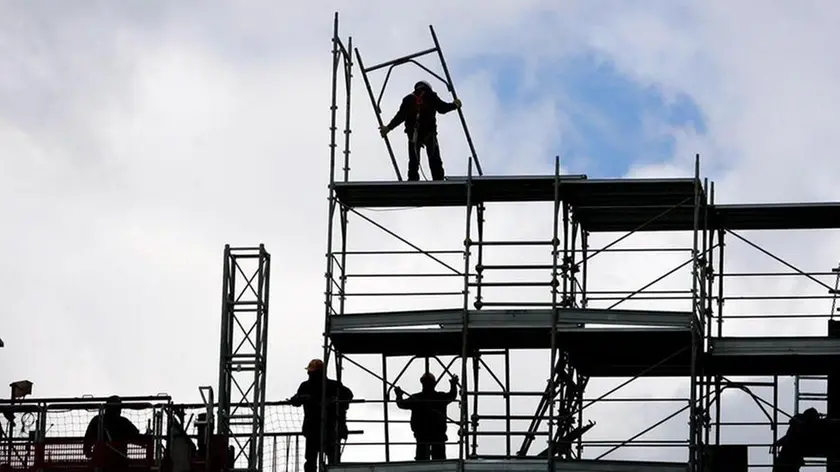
top-left (326, 458), bottom-right (689, 472)
top-left (707, 336), bottom-right (840, 376)
top-left (713, 202), bottom-right (840, 230)
top-left (328, 308), bottom-right (696, 377)
top-left (331, 176), bottom-right (702, 208)
top-left (332, 177), bottom-right (840, 231)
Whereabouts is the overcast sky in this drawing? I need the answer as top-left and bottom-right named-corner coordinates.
top-left (3, 0), bottom-right (840, 469)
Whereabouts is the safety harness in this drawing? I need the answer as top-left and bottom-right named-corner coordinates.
top-left (411, 89), bottom-right (426, 146)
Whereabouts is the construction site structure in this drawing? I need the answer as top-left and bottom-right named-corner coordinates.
top-left (319, 12), bottom-right (840, 472)
top-left (2, 12), bottom-right (840, 472)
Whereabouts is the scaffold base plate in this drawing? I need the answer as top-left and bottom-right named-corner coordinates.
top-left (326, 459), bottom-right (688, 472)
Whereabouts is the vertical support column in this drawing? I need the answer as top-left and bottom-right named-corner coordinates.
top-left (382, 355), bottom-right (391, 462)
top-left (471, 356), bottom-right (480, 458)
top-left (576, 230), bottom-right (588, 458)
top-left (217, 244), bottom-right (271, 472)
top-left (569, 220), bottom-right (580, 308)
top-left (714, 228), bottom-right (725, 447)
top-left (827, 320), bottom-right (839, 472)
top-left (341, 37), bottom-right (353, 182)
top-left (459, 159), bottom-right (474, 464)
top-left (328, 12), bottom-right (341, 186)
top-left (504, 349), bottom-right (512, 458)
top-left (703, 181), bottom-right (714, 451)
top-left (474, 204), bottom-right (485, 310)
top-left (547, 156), bottom-right (562, 468)
top-left (688, 154), bottom-right (701, 472)
top-left (323, 14), bottom-right (354, 469)
top-left (472, 202), bottom-right (485, 459)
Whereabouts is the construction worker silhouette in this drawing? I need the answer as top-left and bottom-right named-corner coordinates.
top-left (380, 80), bottom-right (462, 181)
top-left (289, 359), bottom-right (354, 472)
top-left (82, 395), bottom-right (146, 472)
top-left (395, 372), bottom-right (459, 460)
top-left (772, 407), bottom-right (834, 472)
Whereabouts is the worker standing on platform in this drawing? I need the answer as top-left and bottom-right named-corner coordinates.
top-left (395, 372), bottom-right (459, 461)
top-left (83, 395), bottom-right (147, 472)
top-left (289, 359), bottom-right (354, 472)
top-left (379, 80), bottom-right (462, 182)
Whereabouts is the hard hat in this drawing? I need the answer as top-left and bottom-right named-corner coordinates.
top-left (414, 80), bottom-right (432, 92)
top-left (306, 359), bottom-right (324, 372)
top-left (420, 372), bottom-right (436, 384)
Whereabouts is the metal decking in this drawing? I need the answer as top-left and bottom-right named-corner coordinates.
top-left (326, 459), bottom-right (690, 472)
top-left (332, 176), bottom-right (840, 232)
top-left (707, 336), bottom-right (840, 376)
top-left (328, 308), bottom-right (696, 377)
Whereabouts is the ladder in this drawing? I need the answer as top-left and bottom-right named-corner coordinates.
top-left (793, 263), bottom-right (839, 416)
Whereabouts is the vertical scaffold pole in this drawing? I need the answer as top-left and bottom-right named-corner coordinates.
top-left (382, 355), bottom-right (391, 462)
top-left (703, 181), bottom-right (714, 451)
top-left (714, 207), bottom-right (725, 446)
top-left (342, 37), bottom-right (353, 182)
top-left (429, 26), bottom-right (482, 176)
top-left (504, 349), bottom-right (512, 458)
top-left (460, 158), bottom-right (474, 464)
top-left (689, 154), bottom-right (701, 472)
top-left (321, 12), bottom-right (346, 471)
top-left (577, 229), bottom-right (588, 459)
top-left (328, 12), bottom-right (340, 186)
top-left (547, 156), bottom-right (562, 469)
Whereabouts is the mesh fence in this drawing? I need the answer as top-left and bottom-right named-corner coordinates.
top-left (0, 401), bottom-right (305, 472)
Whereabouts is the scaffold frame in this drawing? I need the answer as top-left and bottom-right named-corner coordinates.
top-left (217, 244), bottom-right (271, 472)
top-left (322, 12), bottom-right (840, 472)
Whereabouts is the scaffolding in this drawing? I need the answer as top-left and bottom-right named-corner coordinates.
top-left (321, 12), bottom-right (840, 472)
top-left (217, 245), bottom-right (272, 472)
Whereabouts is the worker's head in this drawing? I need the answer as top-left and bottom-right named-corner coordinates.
top-left (414, 81), bottom-right (432, 93)
top-left (420, 372), bottom-right (436, 390)
top-left (104, 395), bottom-right (122, 417)
top-left (306, 359), bottom-right (324, 377)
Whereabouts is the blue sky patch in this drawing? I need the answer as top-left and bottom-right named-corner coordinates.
top-left (456, 53), bottom-right (707, 177)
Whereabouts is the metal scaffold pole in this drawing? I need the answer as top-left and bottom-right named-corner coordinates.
top-left (689, 154), bottom-right (701, 472)
top-left (547, 156), bottom-right (562, 470)
top-left (216, 244), bottom-right (271, 472)
top-left (460, 159), bottom-right (474, 463)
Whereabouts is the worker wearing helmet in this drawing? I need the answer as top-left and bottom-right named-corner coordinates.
top-left (289, 359), bottom-right (354, 472)
top-left (82, 395), bottom-right (147, 472)
top-left (394, 372), bottom-right (459, 461)
top-left (379, 80), bottom-right (462, 181)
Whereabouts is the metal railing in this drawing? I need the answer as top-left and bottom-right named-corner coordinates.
top-left (0, 398), bottom-right (303, 472)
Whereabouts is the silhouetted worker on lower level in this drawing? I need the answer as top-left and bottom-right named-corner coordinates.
top-left (772, 407), bottom-right (836, 472)
top-left (395, 372), bottom-right (459, 461)
top-left (380, 80), bottom-right (462, 181)
top-left (83, 395), bottom-right (146, 472)
top-left (289, 359), bottom-right (354, 472)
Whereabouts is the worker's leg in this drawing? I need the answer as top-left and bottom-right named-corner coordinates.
top-left (407, 138), bottom-right (421, 181)
top-left (303, 435), bottom-right (318, 472)
top-left (430, 440), bottom-right (446, 460)
top-left (422, 133), bottom-right (445, 181)
top-left (324, 436), bottom-right (339, 465)
top-left (414, 438), bottom-right (430, 460)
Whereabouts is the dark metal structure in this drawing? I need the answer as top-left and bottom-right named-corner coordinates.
top-left (320, 12), bottom-right (840, 472)
top-left (217, 244), bottom-right (272, 472)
